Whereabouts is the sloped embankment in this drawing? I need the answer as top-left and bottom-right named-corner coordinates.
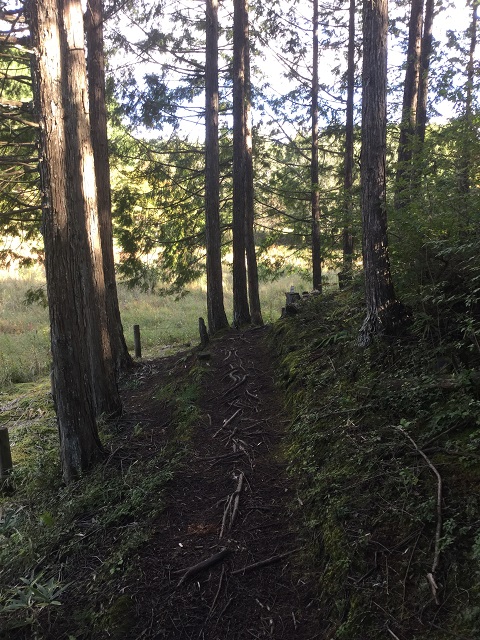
top-left (270, 290), bottom-right (480, 639)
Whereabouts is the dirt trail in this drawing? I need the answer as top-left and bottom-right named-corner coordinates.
top-left (129, 326), bottom-right (320, 639)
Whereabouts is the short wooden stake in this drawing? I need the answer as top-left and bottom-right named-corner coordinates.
top-left (0, 428), bottom-right (13, 486)
top-left (199, 317), bottom-right (209, 349)
top-left (133, 324), bottom-right (142, 358)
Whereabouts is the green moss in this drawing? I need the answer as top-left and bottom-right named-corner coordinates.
top-left (270, 290), bottom-right (480, 639)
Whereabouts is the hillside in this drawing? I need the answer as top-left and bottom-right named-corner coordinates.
top-left (1, 287), bottom-right (480, 639)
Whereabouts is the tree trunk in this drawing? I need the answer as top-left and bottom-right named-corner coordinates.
top-left (85, 0), bottom-right (133, 372)
top-left (457, 0), bottom-right (478, 211)
top-left (62, 0), bottom-right (121, 418)
top-left (311, 0), bottom-right (322, 293)
top-left (359, 0), bottom-right (410, 347)
top-left (394, 0), bottom-right (424, 211)
top-left (29, 0), bottom-right (105, 481)
top-left (232, 0), bottom-right (251, 326)
top-left (205, 0), bottom-right (229, 334)
top-left (340, 0), bottom-right (356, 287)
top-left (244, 0), bottom-right (263, 326)
top-left (415, 0), bottom-right (434, 146)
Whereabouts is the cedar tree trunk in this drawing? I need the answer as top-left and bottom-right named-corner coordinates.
top-left (244, 0), bottom-right (263, 325)
top-left (311, 0), bottom-right (322, 292)
top-left (415, 0), bottom-right (434, 146)
top-left (85, 0), bottom-right (133, 372)
top-left (340, 0), bottom-right (356, 287)
top-left (205, 0), bottom-right (229, 334)
top-left (62, 0), bottom-right (121, 418)
top-left (359, 0), bottom-right (410, 346)
top-left (232, 0), bottom-right (251, 325)
top-left (458, 0), bottom-right (478, 210)
top-left (394, 0), bottom-right (423, 211)
top-left (29, 0), bottom-right (105, 482)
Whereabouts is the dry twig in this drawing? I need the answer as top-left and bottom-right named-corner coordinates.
top-left (395, 425), bottom-right (443, 604)
top-left (231, 548), bottom-right (300, 576)
top-left (176, 548), bottom-right (231, 587)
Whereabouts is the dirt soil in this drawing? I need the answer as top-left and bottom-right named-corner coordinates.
top-left (122, 326), bottom-right (322, 639)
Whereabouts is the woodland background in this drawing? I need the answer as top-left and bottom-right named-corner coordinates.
top-left (1, 0), bottom-right (480, 638)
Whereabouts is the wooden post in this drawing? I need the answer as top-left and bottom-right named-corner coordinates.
top-left (133, 324), bottom-right (142, 358)
top-left (0, 428), bottom-right (13, 487)
top-left (199, 317), bottom-right (209, 349)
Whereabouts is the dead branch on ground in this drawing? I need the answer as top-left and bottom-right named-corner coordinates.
top-left (395, 425), bottom-right (443, 605)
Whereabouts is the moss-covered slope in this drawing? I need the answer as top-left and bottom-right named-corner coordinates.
top-left (271, 288), bottom-right (480, 639)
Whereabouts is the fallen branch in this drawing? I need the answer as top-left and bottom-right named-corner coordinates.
top-left (219, 473), bottom-right (244, 539)
top-left (231, 548), bottom-right (300, 576)
top-left (230, 472), bottom-right (244, 530)
top-left (176, 548), bottom-right (232, 587)
top-left (219, 494), bottom-right (233, 539)
top-left (213, 408), bottom-right (242, 438)
top-left (395, 425), bottom-right (443, 604)
top-left (386, 628), bottom-right (401, 640)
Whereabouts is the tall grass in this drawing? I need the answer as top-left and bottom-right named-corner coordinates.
top-left (0, 269), bottom-right (50, 387)
top-left (0, 266), bottom-right (320, 389)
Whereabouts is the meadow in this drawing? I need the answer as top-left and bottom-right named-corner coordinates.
top-left (0, 265), bottom-right (319, 389)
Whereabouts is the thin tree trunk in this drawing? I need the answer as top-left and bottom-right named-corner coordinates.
top-left (29, 0), bottom-right (104, 482)
top-left (311, 0), bottom-right (322, 293)
top-left (205, 0), bottom-right (229, 334)
top-left (244, 0), bottom-right (263, 325)
top-left (85, 0), bottom-right (133, 373)
top-left (458, 0), bottom-right (478, 206)
top-left (415, 0), bottom-right (434, 146)
top-left (232, 0), bottom-right (251, 326)
top-left (394, 0), bottom-right (423, 210)
top-left (359, 0), bottom-right (410, 346)
top-left (340, 0), bottom-right (356, 287)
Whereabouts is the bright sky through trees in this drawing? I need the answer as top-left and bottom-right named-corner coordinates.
top-left (104, 0), bottom-right (473, 141)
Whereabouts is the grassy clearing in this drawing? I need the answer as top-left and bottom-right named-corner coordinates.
top-left (0, 267), bottom-right (315, 388)
top-left (0, 270), bottom-right (50, 387)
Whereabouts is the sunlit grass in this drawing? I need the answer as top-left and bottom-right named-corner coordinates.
top-left (0, 269), bottom-right (50, 387)
top-left (0, 264), bottom-right (331, 388)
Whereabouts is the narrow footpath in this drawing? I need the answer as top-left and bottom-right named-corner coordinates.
top-left (128, 326), bottom-right (321, 639)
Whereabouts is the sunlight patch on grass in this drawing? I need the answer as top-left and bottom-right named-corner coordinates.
top-left (0, 266), bottom-right (319, 383)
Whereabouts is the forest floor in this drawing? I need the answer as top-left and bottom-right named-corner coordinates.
top-left (118, 325), bottom-right (321, 639)
top-left (4, 290), bottom-right (480, 639)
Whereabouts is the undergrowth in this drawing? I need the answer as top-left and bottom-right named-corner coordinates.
top-left (0, 353), bottom-right (202, 638)
top-left (271, 244), bottom-right (480, 639)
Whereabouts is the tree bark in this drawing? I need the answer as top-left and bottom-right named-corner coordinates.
top-left (232, 0), bottom-right (251, 326)
top-left (85, 0), bottom-right (133, 372)
top-left (458, 0), bottom-right (478, 208)
top-left (415, 0), bottom-right (434, 146)
top-left (359, 0), bottom-right (410, 347)
top-left (29, 0), bottom-right (105, 481)
top-left (244, 0), bottom-right (263, 326)
top-left (62, 0), bottom-right (121, 418)
top-left (311, 0), bottom-right (322, 293)
top-left (340, 0), bottom-right (356, 287)
top-left (204, 0), bottom-right (229, 334)
top-left (394, 0), bottom-right (424, 211)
